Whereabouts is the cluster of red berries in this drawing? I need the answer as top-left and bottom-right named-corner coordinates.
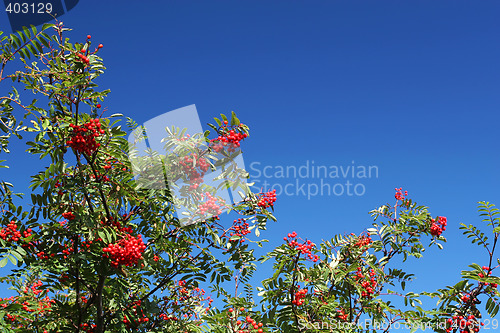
top-left (0, 292), bottom-right (55, 321)
top-left (102, 158), bottom-right (127, 172)
top-left (395, 187), bottom-right (408, 201)
top-left (0, 296), bottom-right (15, 310)
top-left (37, 238), bottom-right (86, 261)
top-left (354, 267), bottom-right (377, 299)
top-left (446, 314), bottom-right (482, 333)
top-left (157, 280), bottom-right (211, 326)
top-left (75, 35), bottom-right (103, 66)
top-left (37, 250), bottom-right (50, 260)
top-left (229, 219), bottom-right (251, 243)
top-left (89, 172), bottom-right (110, 183)
top-left (176, 280), bottom-right (207, 304)
top-left (292, 288), bottom-right (308, 306)
top-left (81, 238), bottom-right (104, 251)
top-left (257, 189), bottom-right (277, 209)
top-left (460, 266), bottom-right (498, 301)
top-left (196, 192), bottom-right (225, 216)
top-left (336, 308), bottom-right (348, 321)
top-left (354, 234), bottom-right (372, 248)
top-left (478, 266), bottom-right (492, 279)
top-left (284, 232), bottom-right (319, 262)
top-left (21, 295), bottom-right (55, 314)
top-left (76, 49), bottom-right (90, 64)
top-left (477, 266), bottom-right (498, 290)
top-left (80, 322), bottom-right (97, 333)
top-left (227, 307), bottom-right (264, 333)
top-left (159, 313), bottom-right (177, 321)
top-left (123, 300), bottom-right (149, 327)
top-left (23, 280), bottom-right (44, 296)
top-left (430, 216), bottom-right (447, 237)
top-left (61, 244), bottom-right (73, 259)
top-left (211, 121), bottom-right (248, 153)
top-left (102, 234), bottom-right (146, 268)
top-left (54, 180), bottom-right (65, 196)
top-left (178, 153), bottom-right (210, 190)
top-left (0, 221), bottom-right (31, 242)
top-left (62, 211), bottom-right (75, 220)
top-left (66, 119), bottom-right (104, 155)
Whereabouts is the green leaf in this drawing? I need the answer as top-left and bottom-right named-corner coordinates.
top-left (7, 255), bottom-right (16, 265)
top-left (41, 23), bottom-right (55, 31)
top-left (0, 257), bottom-right (8, 267)
top-left (214, 118), bottom-right (222, 127)
top-left (230, 111), bottom-right (240, 126)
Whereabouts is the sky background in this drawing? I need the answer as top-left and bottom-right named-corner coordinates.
top-left (1, 0), bottom-right (499, 329)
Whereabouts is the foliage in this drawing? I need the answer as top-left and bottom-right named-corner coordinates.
top-left (0, 23), bottom-right (498, 333)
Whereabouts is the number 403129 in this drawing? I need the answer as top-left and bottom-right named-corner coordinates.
top-left (5, 2), bottom-right (53, 14)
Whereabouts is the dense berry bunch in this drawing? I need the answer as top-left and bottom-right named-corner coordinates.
top-left (66, 119), bottom-right (104, 155)
top-left (284, 232), bottom-right (319, 262)
top-left (102, 234), bottom-right (146, 267)
top-left (211, 121), bottom-right (248, 153)
top-left (430, 216), bottom-right (447, 237)
top-left (178, 153), bottom-right (210, 190)
top-left (62, 211), bottom-right (75, 220)
top-left (227, 307), bottom-right (265, 333)
top-left (292, 288), bottom-right (308, 306)
top-left (446, 314), bottom-right (481, 333)
top-left (23, 280), bottom-right (44, 296)
top-left (354, 234), bottom-right (372, 248)
top-left (257, 189), bottom-right (277, 209)
top-left (336, 308), bottom-right (348, 321)
top-left (230, 218), bottom-right (251, 243)
top-left (0, 221), bottom-right (31, 242)
top-left (354, 267), bottom-right (377, 299)
top-left (395, 187), bottom-right (408, 201)
top-left (196, 192), bottom-right (225, 216)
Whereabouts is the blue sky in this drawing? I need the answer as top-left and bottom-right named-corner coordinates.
top-left (1, 0), bottom-right (500, 325)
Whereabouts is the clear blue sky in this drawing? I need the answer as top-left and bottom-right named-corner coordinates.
top-left (1, 0), bottom-right (499, 324)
